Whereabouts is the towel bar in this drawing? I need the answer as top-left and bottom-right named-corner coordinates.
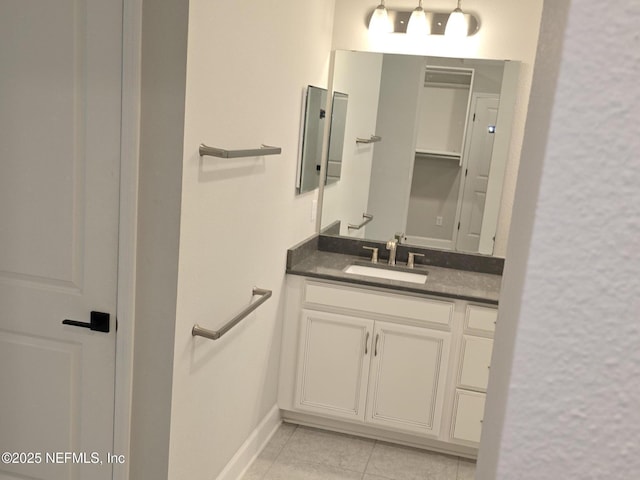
top-left (192, 287), bottom-right (272, 341)
top-left (199, 144), bottom-right (281, 158)
top-left (355, 135), bottom-right (382, 144)
top-left (348, 213), bottom-right (374, 230)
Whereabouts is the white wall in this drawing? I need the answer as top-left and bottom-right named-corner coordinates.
top-left (331, 0), bottom-right (544, 257)
top-left (130, 1), bottom-right (188, 478)
top-left (165, 1), bottom-right (336, 478)
top-left (479, 0), bottom-right (640, 478)
top-left (366, 54), bottom-right (424, 241)
top-left (321, 50), bottom-right (383, 238)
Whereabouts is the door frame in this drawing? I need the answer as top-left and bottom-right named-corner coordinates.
top-left (113, 1), bottom-right (143, 479)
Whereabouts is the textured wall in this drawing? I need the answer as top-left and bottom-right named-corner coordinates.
top-left (479, 0), bottom-right (640, 478)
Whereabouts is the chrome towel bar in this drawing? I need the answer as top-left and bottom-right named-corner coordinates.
top-left (199, 144), bottom-right (282, 158)
top-left (348, 213), bottom-right (374, 230)
top-left (192, 287), bottom-right (272, 341)
top-left (356, 135), bottom-right (382, 144)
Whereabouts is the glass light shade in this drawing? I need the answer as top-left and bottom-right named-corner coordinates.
top-left (445, 8), bottom-right (468, 38)
top-left (369, 4), bottom-right (392, 35)
top-left (407, 8), bottom-right (430, 36)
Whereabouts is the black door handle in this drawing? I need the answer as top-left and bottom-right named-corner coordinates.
top-left (63, 311), bottom-right (110, 333)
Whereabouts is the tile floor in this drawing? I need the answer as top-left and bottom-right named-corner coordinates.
top-left (241, 423), bottom-right (476, 480)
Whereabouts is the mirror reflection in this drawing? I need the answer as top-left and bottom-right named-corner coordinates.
top-left (298, 87), bottom-right (349, 194)
top-left (320, 51), bottom-right (519, 256)
top-left (297, 86), bottom-right (327, 194)
top-left (326, 91), bottom-right (348, 185)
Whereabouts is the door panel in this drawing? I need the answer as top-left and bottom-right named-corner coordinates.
top-left (0, 333), bottom-right (81, 480)
top-left (0, 1), bottom-right (122, 479)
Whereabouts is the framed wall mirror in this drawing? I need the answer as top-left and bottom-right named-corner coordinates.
top-left (319, 50), bottom-right (520, 256)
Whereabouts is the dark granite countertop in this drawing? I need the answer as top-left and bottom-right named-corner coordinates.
top-left (287, 249), bottom-right (502, 305)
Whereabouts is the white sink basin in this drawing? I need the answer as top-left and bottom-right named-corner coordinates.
top-left (343, 264), bottom-right (427, 284)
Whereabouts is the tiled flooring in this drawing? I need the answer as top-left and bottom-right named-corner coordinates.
top-left (241, 423), bottom-right (475, 480)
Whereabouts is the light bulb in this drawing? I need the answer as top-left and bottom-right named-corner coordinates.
top-left (407, 1), bottom-right (430, 36)
top-left (445, 1), bottom-right (468, 38)
top-left (369, 1), bottom-right (392, 35)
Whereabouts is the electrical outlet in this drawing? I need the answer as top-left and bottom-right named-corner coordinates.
top-left (436, 216), bottom-right (443, 226)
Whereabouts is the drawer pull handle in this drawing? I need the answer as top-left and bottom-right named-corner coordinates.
top-left (374, 333), bottom-right (380, 356)
top-left (365, 331), bottom-right (370, 355)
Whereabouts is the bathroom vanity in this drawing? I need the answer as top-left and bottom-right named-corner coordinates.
top-left (278, 236), bottom-right (501, 458)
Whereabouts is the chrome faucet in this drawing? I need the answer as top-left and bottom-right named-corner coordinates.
top-left (386, 238), bottom-right (398, 266)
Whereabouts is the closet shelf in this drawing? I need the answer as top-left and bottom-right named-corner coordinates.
top-left (415, 149), bottom-right (461, 160)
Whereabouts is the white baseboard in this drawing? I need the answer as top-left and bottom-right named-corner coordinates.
top-left (216, 405), bottom-right (282, 480)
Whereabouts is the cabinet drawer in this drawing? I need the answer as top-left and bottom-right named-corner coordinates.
top-left (451, 389), bottom-right (486, 444)
top-left (304, 281), bottom-right (453, 327)
top-left (465, 305), bottom-right (497, 334)
top-left (458, 336), bottom-right (493, 391)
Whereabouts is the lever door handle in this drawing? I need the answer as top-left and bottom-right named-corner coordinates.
top-left (63, 311), bottom-right (110, 333)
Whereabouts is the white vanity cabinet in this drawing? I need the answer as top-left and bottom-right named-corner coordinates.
top-left (293, 284), bottom-right (452, 437)
top-left (278, 276), bottom-right (498, 457)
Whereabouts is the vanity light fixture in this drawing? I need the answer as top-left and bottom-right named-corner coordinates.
top-left (407, 0), bottom-right (430, 36)
top-left (368, 0), bottom-right (393, 35)
top-left (365, 2), bottom-right (479, 36)
top-left (445, 0), bottom-right (468, 38)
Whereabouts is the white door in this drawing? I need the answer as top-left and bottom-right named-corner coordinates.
top-left (456, 95), bottom-right (500, 253)
top-left (365, 322), bottom-right (451, 436)
top-left (295, 310), bottom-right (373, 421)
top-left (0, 2), bottom-right (122, 480)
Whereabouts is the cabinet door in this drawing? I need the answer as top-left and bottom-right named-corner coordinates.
top-left (451, 389), bottom-right (486, 444)
top-left (458, 335), bottom-right (493, 392)
top-left (295, 310), bottom-right (373, 421)
top-left (366, 322), bottom-right (451, 436)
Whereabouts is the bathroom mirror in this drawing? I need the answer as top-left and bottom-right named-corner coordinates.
top-left (297, 86), bottom-right (327, 194)
top-left (319, 50), bottom-right (519, 255)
